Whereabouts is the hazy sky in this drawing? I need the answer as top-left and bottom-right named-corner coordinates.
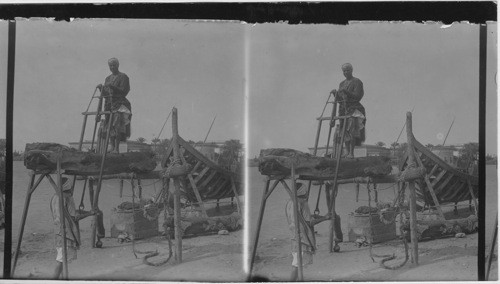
top-left (247, 22), bottom-right (497, 157)
top-left (0, 20), bottom-right (497, 156)
top-left (0, 19), bottom-right (246, 151)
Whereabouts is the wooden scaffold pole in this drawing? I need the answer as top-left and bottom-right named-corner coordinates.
top-left (406, 111), bottom-right (419, 265)
top-left (171, 107), bottom-right (183, 263)
top-left (56, 153), bottom-right (69, 279)
top-left (290, 163), bottom-right (304, 281)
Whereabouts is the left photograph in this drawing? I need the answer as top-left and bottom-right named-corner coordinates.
top-left (7, 19), bottom-right (245, 280)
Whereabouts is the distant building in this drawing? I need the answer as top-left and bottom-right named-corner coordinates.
top-left (430, 145), bottom-right (459, 167)
top-left (68, 140), bottom-right (152, 153)
top-left (194, 142), bottom-right (220, 161)
top-left (308, 144), bottom-right (390, 158)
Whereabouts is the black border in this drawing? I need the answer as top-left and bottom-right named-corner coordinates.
top-left (0, 2), bottom-right (496, 24)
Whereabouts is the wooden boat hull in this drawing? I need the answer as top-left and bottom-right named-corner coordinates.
top-left (162, 136), bottom-right (242, 203)
top-left (399, 137), bottom-right (478, 207)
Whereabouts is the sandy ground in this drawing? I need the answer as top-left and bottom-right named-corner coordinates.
top-left (1, 161), bottom-right (497, 281)
top-left (248, 165), bottom-right (498, 281)
top-left (5, 161), bottom-right (245, 281)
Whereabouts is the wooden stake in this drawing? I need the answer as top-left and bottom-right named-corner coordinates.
top-left (171, 107), bottom-right (183, 263)
top-left (406, 112), bottom-right (419, 265)
top-left (57, 154), bottom-right (69, 279)
top-left (290, 164), bottom-right (303, 281)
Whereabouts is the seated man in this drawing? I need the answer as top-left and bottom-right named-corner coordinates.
top-left (97, 57), bottom-right (132, 153)
top-left (330, 63), bottom-right (366, 158)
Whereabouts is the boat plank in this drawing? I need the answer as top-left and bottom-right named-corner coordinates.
top-left (434, 173), bottom-right (455, 196)
top-left (431, 169), bottom-right (448, 187)
top-left (194, 166), bottom-right (211, 183)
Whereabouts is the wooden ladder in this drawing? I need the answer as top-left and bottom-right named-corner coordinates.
top-left (308, 91), bottom-right (349, 252)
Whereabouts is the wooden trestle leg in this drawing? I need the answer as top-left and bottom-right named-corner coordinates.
top-left (290, 164), bottom-right (303, 281)
top-left (56, 156), bottom-right (69, 279)
top-left (486, 213), bottom-right (498, 280)
top-left (171, 107), bottom-right (183, 263)
top-left (328, 107), bottom-right (347, 253)
top-left (91, 111), bottom-right (114, 248)
top-left (329, 184), bottom-right (340, 252)
top-left (11, 172), bottom-right (39, 276)
top-left (249, 179), bottom-right (278, 279)
top-left (406, 112), bottom-right (419, 265)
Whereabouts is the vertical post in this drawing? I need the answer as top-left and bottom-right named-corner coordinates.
top-left (171, 108), bottom-right (183, 263)
top-left (329, 110), bottom-right (347, 252)
top-left (329, 184), bottom-right (339, 252)
top-left (57, 155), bottom-right (69, 279)
top-left (478, 23), bottom-right (487, 281)
top-left (91, 111), bottom-right (114, 247)
top-left (89, 179), bottom-right (96, 247)
top-left (406, 112), bottom-right (419, 265)
top-left (11, 172), bottom-right (36, 275)
top-left (4, 20), bottom-right (16, 278)
top-left (290, 163), bottom-right (303, 281)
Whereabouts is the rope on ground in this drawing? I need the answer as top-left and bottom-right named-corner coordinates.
top-left (142, 233), bottom-right (173, 267)
top-left (380, 213), bottom-right (409, 270)
top-left (129, 176), bottom-right (173, 267)
top-left (366, 181), bottom-right (410, 270)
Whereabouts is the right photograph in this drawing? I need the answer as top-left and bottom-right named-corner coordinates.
top-left (246, 22), bottom-right (497, 281)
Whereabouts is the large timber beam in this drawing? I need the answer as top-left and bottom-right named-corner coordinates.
top-left (258, 148), bottom-right (392, 180)
top-left (24, 143), bottom-right (157, 175)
